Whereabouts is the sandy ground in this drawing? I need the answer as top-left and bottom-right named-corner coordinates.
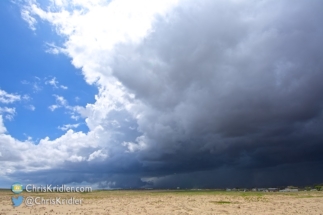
top-left (1, 190), bottom-right (323, 214)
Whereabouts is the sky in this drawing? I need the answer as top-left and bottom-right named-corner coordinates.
top-left (0, 0), bottom-right (323, 189)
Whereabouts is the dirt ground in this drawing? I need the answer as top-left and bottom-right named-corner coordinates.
top-left (1, 190), bottom-right (323, 215)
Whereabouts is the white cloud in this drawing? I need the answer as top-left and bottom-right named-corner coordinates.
top-left (48, 94), bottom-right (68, 111)
top-left (32, 81), bottom-right (42, 93)
top-left (22, 95), bottom-right (30, 100)
top-left (21, 80), bottom-right (29, 85)
top-left (68, 155), bottom-right (85, 162)
top-left (45, 77), bottom-right (68, 90)
top-left (21, 9), bottom-right (37, 31)
top-left (71, 114), bottom-right (80, 121)
top-left (0, 89), bottom-right (21, 104)
top-left (45, 77), bottom-right (59, 88)
top-left (54, 94), bottom-right (67, 106)
top-left (0, 107), bottom-right (16, 115)
top-left (48, 95), bottom-right (84, 121)
top-left (5, 115), bottom-right (15, 121)
top-left (0, 107), bottom-right (16, 121)
top-left (45, 42), bottom-right (65, 55)
top-left (58, 123), bottom-right (80, 131)
top-left (22, 0), bottom-right (180, 85)
top-left (21, 76), bottom-right (42, 92)
top-left (0, 89), bottom-right (22, 121)
top-left (87, 149), bottom-right (108, 161)
top-left (48, 104), bottom-right (59, 111)
top-left (24, 135), bottom-right (33, 141)
top-left (0, 116), bottom-right (7, 134)
top-left (0, 121), bottom-right (111, 174)
top-left (26, 105), bottom-right (36, 111)
top-left (122, 137), bottom-right (147, 153)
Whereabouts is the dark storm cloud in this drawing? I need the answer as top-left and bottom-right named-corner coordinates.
top-left (108, 0), bottom-right (323, 187)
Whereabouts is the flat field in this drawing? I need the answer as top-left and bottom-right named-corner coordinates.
top-left (1, 190), bottom-right (323, 214)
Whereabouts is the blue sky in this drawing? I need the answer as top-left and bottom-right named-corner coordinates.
top-left (1, 0), bottom-right (323, 189)
top-left (0, 1), bottom-right (96, 141)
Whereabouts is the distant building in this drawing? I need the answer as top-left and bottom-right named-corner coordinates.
top-left (226, 188), bottom-right (231, 191)
top-left (279, 188), bottom-right (298, 192)
top-left (268, 188), bottom-right (278, 192)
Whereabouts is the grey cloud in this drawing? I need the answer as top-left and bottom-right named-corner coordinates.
top-left (107, 0), bottom-right (323, 187)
